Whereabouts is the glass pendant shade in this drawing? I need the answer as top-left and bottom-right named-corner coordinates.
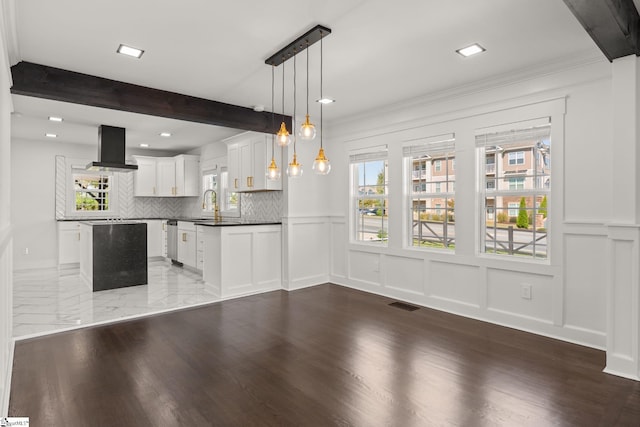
top-left (276, 122), bottom-right (291, 146)
top-left (312, 147), bottom-right (331, 175)
top-left (287, 153), bottom-right (303, 178)
top-left (299, 114), bottom-right (317, 140)
top-left (267, 157), bottom-right (281, 180)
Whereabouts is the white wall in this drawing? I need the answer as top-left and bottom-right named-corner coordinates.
top-left (11, 139), bottom-right (95, 270)
top-left (0, 1), bottom-right (14, 415)
top-left (318, 57), bottom-right (615, 354)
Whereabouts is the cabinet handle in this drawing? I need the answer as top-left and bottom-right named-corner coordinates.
top-left (182, 233), bottom-right (187, 242)
top-left (234, 178), bottom-right (238, 189)
top-left (247, 176), bottom-right (254, 188)
top-left (172, 187), bottom-right (176, 195)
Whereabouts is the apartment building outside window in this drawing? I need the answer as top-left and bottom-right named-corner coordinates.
top-left (404, 138), bottom-right (455, 250)
top-left (477, 122), bottom-right (551, 259)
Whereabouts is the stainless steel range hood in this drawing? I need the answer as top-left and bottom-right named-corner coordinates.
top-left (86, 125), bottom-right (138, 172)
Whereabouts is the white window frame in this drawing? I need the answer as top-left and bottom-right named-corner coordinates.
top-left (508, 151), bottom-right (525, 165)
top-left (350, 149), bottom-right (389, 245)
top-left (477, 121), bottom-right (551, 260)
top-left (403, 137), bottom-right (456, 251)
top-left (66, 159), bottom-right (119, 217)
top-left (201, 159), bottom-right (240, 218)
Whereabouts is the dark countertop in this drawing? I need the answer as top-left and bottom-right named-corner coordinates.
top-left (193, 220), bottom-right (281, 227)
top-left (58, 217), bottom-right (281, 227)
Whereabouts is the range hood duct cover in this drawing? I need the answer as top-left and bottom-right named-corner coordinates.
top-left (86, 125), bottom-right (138, 172)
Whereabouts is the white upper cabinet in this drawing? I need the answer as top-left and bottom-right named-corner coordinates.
top-left (133, 155), bottom-right (200, 197)
top-left (133, 156), bottom-right (157, 196)
top-left (226, 132), bottom-right (282, 192)
top-left (156, 157), bottom-right (177, 196)
top-left (175, 155), bottom-right (200, 197)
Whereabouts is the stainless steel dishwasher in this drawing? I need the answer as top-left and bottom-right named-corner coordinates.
top-left (167, 220), bottom-right (180, 264)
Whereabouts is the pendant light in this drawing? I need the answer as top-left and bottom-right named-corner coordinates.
top-left (313, 31), bottom-right (331, 175)
top-left (267, 64), bottom-right (281, 180)
top-left (276, 56), bottom-right (291, 147)
top-left (287, 48), bottom-right (302, 178)
top-left (299, 40), bottom-right (316, 141)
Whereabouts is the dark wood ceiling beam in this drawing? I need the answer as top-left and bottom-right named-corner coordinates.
top-left (563, 0), bottom-right (640, 62)
top-left (10, 61), bottom-right (290, 133)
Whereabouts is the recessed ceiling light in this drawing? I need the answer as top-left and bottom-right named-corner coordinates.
top-left (456, 43), bottom-right (486, 58)
top-left (160, 132), bottom-right (171, 137)
top-left (48, 116), bottom-right (63, 122)
top-left (117, 44), bottom-right (144, 59)
top-left (45, 133), bottom-right (57, 138)
top-left (317, 98), bottom-right (335, 104)
top-left (140, 143), bottom-right (149, 148)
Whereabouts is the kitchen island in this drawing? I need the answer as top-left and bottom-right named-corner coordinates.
top-left (198, 221), bottom-right (281, 299)
top-left (79, 221), bottom-right (148, 291)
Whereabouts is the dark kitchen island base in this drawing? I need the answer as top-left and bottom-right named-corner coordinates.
top-left (80, 221), bottom-right (148, 291)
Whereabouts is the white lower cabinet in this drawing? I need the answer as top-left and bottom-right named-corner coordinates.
top-left (203, 224), bottom-right (281, 298)
top-left (177, 221), bottom-right (197, 269)
top-left (145, 220), bottom-right (164, 258)
top-left (58, 221), bottom-right (81, 266)
top-left (196, 225), bottom-right (204, 272)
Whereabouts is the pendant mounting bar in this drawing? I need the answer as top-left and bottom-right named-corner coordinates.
top-left (265, 25), bottom-right (332, 66)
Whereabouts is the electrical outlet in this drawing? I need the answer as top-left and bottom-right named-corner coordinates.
top-left (521, 283), bottom-right (532, 300)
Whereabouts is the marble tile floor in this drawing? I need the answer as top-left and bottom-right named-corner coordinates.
top-left (13, 260), bottom-right (220, 338)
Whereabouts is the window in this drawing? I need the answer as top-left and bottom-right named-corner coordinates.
top-left (477, 121), bottom-right (550, 259)
top-left (508, 177), bottom-right (525, 190)
top-left (74, 173), bottom-right (112, 211)
top-left (508, 151), bottom-right (525, 165)
top-left (404, 137), bottom-right (455, 250)
top-left (508, 202), bottom-right (519, 217)
top-left (202, 168), bottom-right (239, 216)
top-left (351, 150), bottom-right (388, 244)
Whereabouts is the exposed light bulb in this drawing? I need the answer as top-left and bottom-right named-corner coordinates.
top-left (299, 114), bottom-right (317, 140)
top-left (312, 147), bottom-right (331, 175)
top-left (276, 122), bottom-right (291, 146)
top-left (287, 153), bottom-right (303, 178)
top-left (267, 157), bottom-right (281, 180)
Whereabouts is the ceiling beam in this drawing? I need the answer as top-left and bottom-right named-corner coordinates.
top-left (10, 61), bottom-right (290, 133)
top-left (563, 0), bottom-right (640, 62)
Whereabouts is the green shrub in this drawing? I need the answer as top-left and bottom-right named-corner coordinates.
top-left (517, 197), bottom-right (529, 229)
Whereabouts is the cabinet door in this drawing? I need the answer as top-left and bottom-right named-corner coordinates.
top-left (58, 222), bottom-right (81, 265)
top-left (133, 156), bottom-right (157, 197)
top-left (228, 144), bottom-right (240, 192)
top-left (157, 158), bottom-right (176, 196)
top-left (175, 155), bottom-right (200, 197)
top-left (161, 220), bottom-right (168, 258)
top-left (239, 141), bottom-right (252, 191)
top-left (251, 136), bottom-right (281, 191)
top-left (177, 229), bottom-right (197, 268)
top-left (146, 220), bottom-right (163, 258)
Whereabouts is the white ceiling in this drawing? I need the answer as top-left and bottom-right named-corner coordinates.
top-left (8, 0), bottom-right (601, 152)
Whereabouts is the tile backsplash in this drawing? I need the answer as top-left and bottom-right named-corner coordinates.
top-left (56, 155), bottom-right (282, 221)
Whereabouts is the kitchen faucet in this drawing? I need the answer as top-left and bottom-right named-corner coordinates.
top-left (202, 189), bottom-right (221, 222)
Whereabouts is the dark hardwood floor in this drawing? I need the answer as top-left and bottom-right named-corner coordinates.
top-left (9, 284), bottom-right (640, 426)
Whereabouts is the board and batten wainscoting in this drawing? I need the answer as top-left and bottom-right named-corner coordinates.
top-left (321, 55), bottom-right (640, 381)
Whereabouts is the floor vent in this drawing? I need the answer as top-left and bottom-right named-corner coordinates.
top-left (388, 301), bottom-right (420, 312)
